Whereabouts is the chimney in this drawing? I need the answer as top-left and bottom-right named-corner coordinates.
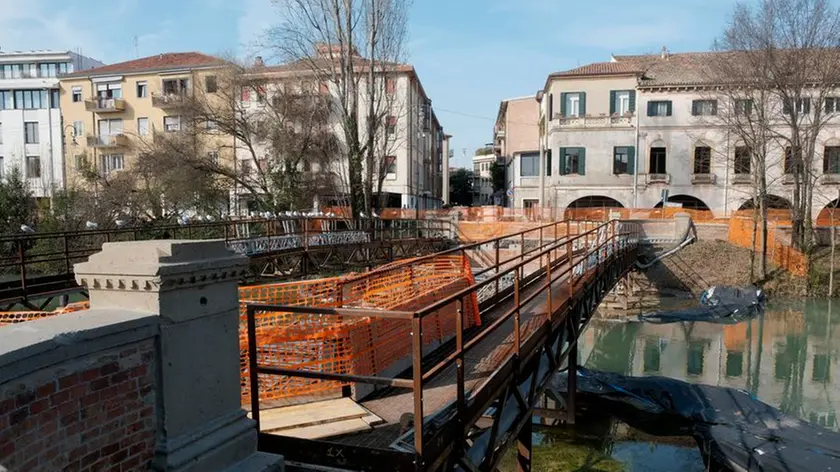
top-left (254, 56), bottom-right (264, 67)
top-left (660, 46), bottom-right (669, 59)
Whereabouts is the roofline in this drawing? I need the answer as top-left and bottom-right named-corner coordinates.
top-left (542, 70), bottom-right (641, 93)
top-left (62, 62), bottom-right (227, 80)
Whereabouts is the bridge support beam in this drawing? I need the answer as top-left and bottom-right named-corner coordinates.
top-left (516, 416), bottom-right (532, 472)
top-left (566, 339), bottom-right (578, 425)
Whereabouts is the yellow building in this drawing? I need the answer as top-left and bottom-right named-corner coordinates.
top-left (59, 52), bottom-right (228, 188)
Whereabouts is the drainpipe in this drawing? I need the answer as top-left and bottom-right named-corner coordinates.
top-left (633, 100), bottom-right (640, 207)
top-left (724, 128), bottom-right (730, 216)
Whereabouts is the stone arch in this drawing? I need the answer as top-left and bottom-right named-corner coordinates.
top-left (564, 196), bottom-right (625, 219)
top-left (653, 194), bottom-right (711, 211)
top-left (817, 199), bottom-right (840, 224)
top-left (738, 195), bottom-right (792, 211)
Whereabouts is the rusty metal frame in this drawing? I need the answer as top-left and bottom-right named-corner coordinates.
top-left (246, 219), bottom-right (641, 471)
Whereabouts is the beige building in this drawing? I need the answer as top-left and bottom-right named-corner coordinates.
top-left (59, 52), bottom-right (228, 189)
top-left (472, 152), bottom-right (496, 205)
top-left (493, 96), bottom-right (540, 207)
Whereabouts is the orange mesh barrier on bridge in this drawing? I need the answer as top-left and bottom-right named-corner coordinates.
top-left (239, 253), bottom-right (480, 404)
top-left (0, 301), bottom-right (90, 326)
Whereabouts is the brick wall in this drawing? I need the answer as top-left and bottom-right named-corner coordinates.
top-left (0, 339), bottom-right (156, 472)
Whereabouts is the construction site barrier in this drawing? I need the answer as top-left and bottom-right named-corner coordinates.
top-left (0, 301), bottom-right (90, 326)
top-left (238, 253), bottom-right (480, 404)
top-left (726, 217), bottom-right (807, 276)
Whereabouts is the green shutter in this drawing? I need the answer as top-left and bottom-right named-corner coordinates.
top-left (666, 101), bottom-right (673, 116)
top-left (546, 150), bottom-right (552, 176)
top-left (578, 148), bottom-right (586, 175)
top-left (628, 146), bottom-right (636, 174)
top-left (629, 91), bottom-right (636, 113)
top-left (560, 93), bottom-right (567, 117)
top-left (580, 92), bottom-right (587, 116)
top-left (548, 93), bottom-right (553, 118)
top-left (558, 147), bottom-right (566, 175)
top-left (610, 91), bottom-right (616, 115)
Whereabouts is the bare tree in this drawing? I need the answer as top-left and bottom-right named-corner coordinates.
top-left (266, 0), bottom-right (412, 217)
top-left (716, 0), bottom-right (840, 254)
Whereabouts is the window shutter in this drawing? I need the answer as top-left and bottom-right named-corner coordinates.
top-left (578, 148), bottom-right (586, 175)
top-left (666, 101), bottom-right (673, 116)
top-left (691, 101), bottom-right (698, 116)
top-left (560, 93), bottom-right (567, 117)
top-left (826, 98), bottom-right (833, 113)
top-left (610, 91), bottom-right (616, 115)
top-left (558, 147), bottom-right (566, 175)
top-left (579, 92), bottom-right (587, 116)
top-left (628, 146), bottom-right (636, 174)
top-left (647, 101), bottom-right (654, 116)
top-left (712, 100), bottom-right (718, 115)
top-left (824, 148), bottom-right (829, 173)
top-left (629, 91), bottom-right (636, 113)
top-left (548, 94), bottom-right (554, 118)
top-left (546, 150), bottom-right (552, 176)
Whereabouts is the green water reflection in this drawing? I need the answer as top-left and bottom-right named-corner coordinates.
top-left (522, 299), bottom-right (839, 471)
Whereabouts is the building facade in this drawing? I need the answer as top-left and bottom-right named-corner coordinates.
top-left (241, 49), bottom-right (446, 213)
top-left (515, 50), bottom-right (840, 218)
top-left (59, 52), bottom-right (228, 190)
top-left (472, 153), bottom-right (495, 205)
top-left (492, 96), bottom-right (540, 208)
top-left (0, 50), bottom-right (103, 200)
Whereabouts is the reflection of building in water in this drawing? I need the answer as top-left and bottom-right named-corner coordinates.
top-left (581, 302), bottom-right (840, 431)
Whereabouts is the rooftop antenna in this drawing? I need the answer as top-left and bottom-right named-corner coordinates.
top-left (133, 35), bottom-right (139, 58)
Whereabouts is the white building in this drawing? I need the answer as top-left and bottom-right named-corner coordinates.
top-left (236, 48), bottom-right (446, 213)
top-left (472, 153), bottom-right (495, 205)
top-left (0, 50), bottom-right (103, 200)
top-left (513, 49), bottom-right (840, 219)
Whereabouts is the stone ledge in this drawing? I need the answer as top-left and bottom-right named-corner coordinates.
top-left (0, 309), bottom-right (158, 384)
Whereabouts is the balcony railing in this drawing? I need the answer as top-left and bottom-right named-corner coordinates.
top-left (646, 173), bottom-right (671, 184)
top-left (152, 93), bottom-right (187, 109)
top-left (84, 97), bottom-right (126, 113)
top-left (552, 113), bottom-right (634, 129)
top-left (86, 134), bottom-right (130, 148)
top-left (691, 173), bottom-right (717, 185)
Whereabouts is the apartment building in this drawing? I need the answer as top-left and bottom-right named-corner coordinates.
top-left (0, 50), bottom-right (103, 200)
top-left (472, 153), bottom-right (495, 205)
top-left (492, 96), bottom-right (539, 208)
top-left (240, 46), bottom-right (446, 213)
top-left (59, 52), bottom-right (228, 189)
top-left (519, 49), bottom-right (840, 218)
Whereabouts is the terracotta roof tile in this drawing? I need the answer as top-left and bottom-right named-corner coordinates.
top-left (549, 61), bottom-right (644, 78)
top-left (63, 52), bottom-right (225, 78)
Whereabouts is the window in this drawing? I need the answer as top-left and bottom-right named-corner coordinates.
top-left (520, 153), bottom-right (539, 177)
top-left (647, 101), bottom-right (672, 117)
top-left (386, 116), bottom-right (397, 139)
top-left (686, 341), bottom-right (705, 376)
top-left (96, 83), bottom-right (122, 99)
top-left (74, 155), bottom-right (87, 170)
top-left (137, 117), bottom-right (149, 136)
top-left (162, 78), bottom-right (189, 95)
top-left (643, 339), bottom-right (661, 373)
top-left (38, 63), bottom-right (59, 78)
top-left (50, 90), bottom-right (59, 108)
top-left (726, 351), bottom-right (744, 377)
top-left (0, 91), bottom-right (10, 110)
top-left (692, 100), bottom-right (718, 116)
top-left (72, 120), bottom-right (84, 138)
top-left (694, 146), bottom-right (711, 174)
top-left (207, 151), bottom-right (219, 165)
top-left (826, 97), bottom-right (840, 113)
top-left (1, 64), bottom-right (20, 79)
top-left (98, 119), bottom-right (123, 137)
top-left (614, 146), bottom-right (635, 174)
top-left (241, 88), bottom-right (251, 103)
top-left (205, 76), bottom-right (218, 93)
top-left (256, 86), bottom-right (266, 103)
top-left (136, 81), bottom-right (148, 98)
top-left (562, 92), bottom-right (585, 117)
top-left (0, 157), bottom-right (4, 178)
top-left (72, 87), bottom-right (82, 103)
top-left (386, 155), bottom-right (396, 175)
top-left (14, 90), bottom-right (48, 109)
top-left (784, 147), bottom-right (795, 174)
top-left (386, 78), bottom-right (396, 95)
top-left (24, 122), bottom-right (38, 144)
top-left (783, 97), bottom-right (811, 114)
top-left (611, 90), bottom-right (635, 115)
top-left (26, 156), bottom-right (41, 179)
top-left (99, 154), bottom-right (124, 174)
top-left (825, 146), bottom-right (840, 174)
top-left (735, 147), bottom-right (751, 174)
top-left (559, 147), bottom-right (585, 175)
top-left (164, 116), bottom-right (181, 132)
top-left (649, 147), bottom-right (667, 174)
top-left (734, 99), bottom-right (753, 116)
top-left (813, 354), bottom-right (830, 382)
top-left (240, 159), bottom-right (252, 177)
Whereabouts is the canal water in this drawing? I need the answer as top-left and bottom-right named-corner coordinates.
top-left (504, 299), bottom-right (840, 471)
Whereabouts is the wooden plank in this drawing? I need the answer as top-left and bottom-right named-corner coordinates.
top-left (268, 417), bottom-right (373, 440)
top-left (256, 397), bottom-right (370, 432)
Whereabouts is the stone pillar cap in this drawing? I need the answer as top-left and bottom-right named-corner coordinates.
top-left (74, 240), bottom-right (247, 292)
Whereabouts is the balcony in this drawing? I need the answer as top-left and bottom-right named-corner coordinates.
top-left (552, 113), bottom-right (634, 130)
top-left (86, 134), bottom-right (130, 149)
top-left (646, 173), bottom-right (671, 184)
top-left (152, 93), bottom-right (187, 109)
top-left (691, 173), bottom-right (717, 185)
top-left (84, 97), bottom-right (126, 113)
top-left (821, 173), bottom-right (840, 185)
top-left (731, 173), bottom-right (753, 185)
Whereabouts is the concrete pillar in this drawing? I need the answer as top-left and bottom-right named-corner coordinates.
top-left (74, 240), bottom-right (283, 472)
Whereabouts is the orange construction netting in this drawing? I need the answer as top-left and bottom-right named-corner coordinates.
top-left (238, 252), bottom-right (480, 404)
top-left (727, 217), bottom-right (807, 276)
top-left (0, 301), bottom-right (90, 326)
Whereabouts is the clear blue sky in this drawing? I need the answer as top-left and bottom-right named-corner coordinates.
top-left (2, 0), bottom-right (738, 167)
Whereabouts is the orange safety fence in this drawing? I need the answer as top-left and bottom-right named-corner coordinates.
top-left (727, 217), bottom-right (807, 276)
top-left (238, 253), bottom-right (480, 403)
top-left (0, 301), bottom-right (90, 326)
